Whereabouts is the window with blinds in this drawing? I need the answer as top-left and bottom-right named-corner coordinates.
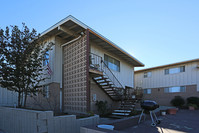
top-left (165, 66), bottom-right (185, 75)
top-left (104, 54), bottom-right (120, 72)
top-left (164, 86), bottom-right (186, 93)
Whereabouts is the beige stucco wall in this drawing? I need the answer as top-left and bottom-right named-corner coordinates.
top-left (135, 62), bottom-right (199, 91)
top-left (90, 42), bottom-right (134, 88)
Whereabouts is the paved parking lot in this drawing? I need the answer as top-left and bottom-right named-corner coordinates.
top-left (122, 109), bottom-right (199, 133)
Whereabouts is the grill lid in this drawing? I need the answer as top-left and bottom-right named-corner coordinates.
top-left (141, 100), bottom-right (159, 110)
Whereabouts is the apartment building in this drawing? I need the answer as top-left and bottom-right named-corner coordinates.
top-left (135, 59), bottom-right (199, 106)
top-left (26, 15), bottom-right (144, 113)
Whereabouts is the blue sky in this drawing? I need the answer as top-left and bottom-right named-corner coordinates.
top-left (1, 0), bottom-right (198, 70)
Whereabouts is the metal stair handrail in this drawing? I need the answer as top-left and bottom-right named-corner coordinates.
top-left (101, 60), bottom-right (124, 90)
top-left (89, 52), bottom-right (125, 96)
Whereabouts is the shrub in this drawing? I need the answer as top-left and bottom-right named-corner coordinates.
top-left (188, 103), bottom-right (198, 109)
top-left (95, 101), bottom-right (110, 117)
top-left (170, 96), bottom-right (185, 108)
top-left (187, 97), bottom-right (199, 106)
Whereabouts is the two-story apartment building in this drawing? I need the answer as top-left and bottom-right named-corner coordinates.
top-left (26, 15), bottom-right (144, 114)
top-left (135, 59), bottom-right (199, 106)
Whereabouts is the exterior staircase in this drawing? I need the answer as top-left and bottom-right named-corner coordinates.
top-left (92, 76), bottom-right (123, 101)
top-left (90, 53), bottom-right (124, 101)
top-left (90, 53), bottom-right (142, 118)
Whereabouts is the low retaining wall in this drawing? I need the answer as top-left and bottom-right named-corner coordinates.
top-left (0, 107), bottom-right (99, 133)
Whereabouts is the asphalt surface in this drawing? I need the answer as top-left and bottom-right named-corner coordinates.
top-left (0, 129), bottom-right (5, 133)
top-left (122, 109), bottom-right (199, 133)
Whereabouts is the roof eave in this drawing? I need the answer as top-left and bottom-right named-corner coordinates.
top-left (40, 15), bottom-right (144, 67)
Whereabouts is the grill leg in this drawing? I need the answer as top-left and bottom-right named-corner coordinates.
top-left (153, 111), bottom-right (161, 124)
top-left (150, 111), bottom-right (156, 127)
top-left (152, 111), bottom-right (158, 121)
top-left (138, 110), bottom-right (144, 124)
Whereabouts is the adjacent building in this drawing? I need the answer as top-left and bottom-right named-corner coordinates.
top-left (135, 59), bottom-right (199, 106)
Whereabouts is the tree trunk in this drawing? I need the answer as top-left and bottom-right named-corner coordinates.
top-left (18, 92), bottom-right (21, 108)
top-left (24, 91), bottom-right (28, 107)
top-left (21, 91), bottom-right (24, 107)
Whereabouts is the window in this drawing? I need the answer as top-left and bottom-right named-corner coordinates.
top-left (104, 54), bottom-right (120, 72)
top-left (144, 72), bottom-right (152, 78)
top-left (164, 86), bottom-right (186, 93)
top-left (43, 85), bottom-right (49, 98)
top-left (180, 66), bottom-right (185, 72)
top-left (43, 51), bottom-right (49, 66)
top-left (165, 66), bottom-right (185, 75)
top-left (143, 89), bottom-right (151, 94)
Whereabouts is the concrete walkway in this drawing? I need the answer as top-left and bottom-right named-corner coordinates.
top-left (122, 109), bottom-right (199, 133)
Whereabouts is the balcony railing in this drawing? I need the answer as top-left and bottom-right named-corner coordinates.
top-left (89, 53), bottom-right (103, 72)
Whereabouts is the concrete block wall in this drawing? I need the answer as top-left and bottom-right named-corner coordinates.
top-left (76, 115), bottom-right (99, 133)
top-left (0, 107), bottom-right (42, 133)
top-left (0, 107), bottom-right (99, 133)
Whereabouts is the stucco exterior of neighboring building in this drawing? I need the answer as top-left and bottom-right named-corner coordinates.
top-left (26, 15), bottom-right (144, 114)
top-left (135, 59), bottom-right (199, 106)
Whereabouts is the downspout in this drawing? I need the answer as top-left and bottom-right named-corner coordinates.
top-left (59, 35), bottom-right (82, 112)
top-left (61, 35), bottom-right (82, 47)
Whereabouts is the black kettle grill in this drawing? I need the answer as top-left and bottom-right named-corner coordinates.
top-left (138, 100), bottom-right (161, 126)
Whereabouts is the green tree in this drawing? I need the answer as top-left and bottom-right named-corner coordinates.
top-left (0, 23), bottom-right (53, 107)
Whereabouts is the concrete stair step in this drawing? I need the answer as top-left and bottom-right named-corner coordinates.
top-left (114, 110), bottom-right (131, 113)
top-left (104, 88), bottom-right (113, 91)
top-left (106, 91), bottom-right (114, 93)
top-left (108, 115), bottom-right (124, 119)
top-left (96, 80), bottom-right (106, 83)
top-left (112, 112), bottom-right (130, 116)
top-left (94, 77), bottom-right (103, 80)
